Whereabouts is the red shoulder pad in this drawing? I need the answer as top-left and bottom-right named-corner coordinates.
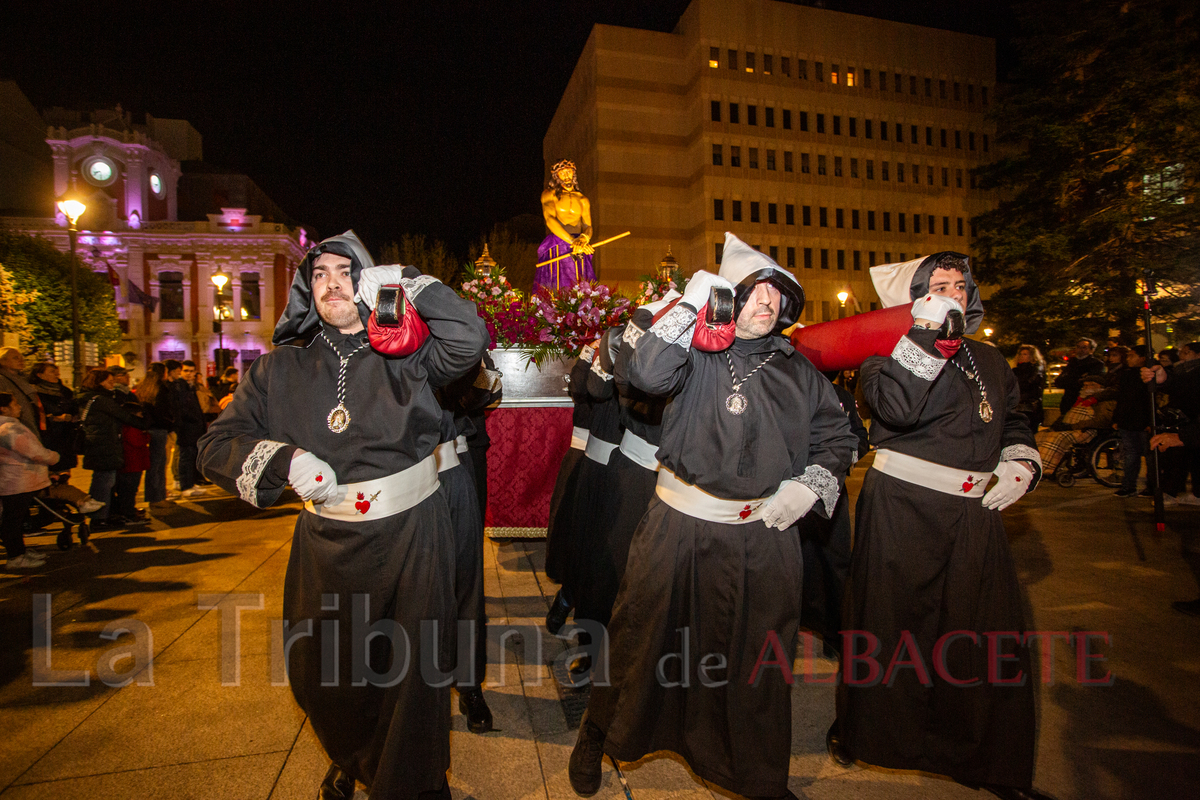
top-left (367, 285), bottom-right (430, 357)
top-left (691, 303), bottom-right (736, 352)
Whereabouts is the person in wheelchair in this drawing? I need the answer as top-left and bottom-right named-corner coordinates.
top-left (1036, 375), bottom-right (1116, 478)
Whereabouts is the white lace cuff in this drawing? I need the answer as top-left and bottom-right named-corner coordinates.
top-left (1001, 444), bottom-right (1042, 474)
top-left (891, 336), bottom-right (946, 381)
top-left (236, 440), bottom-right (287, 507)
top-left (622, 324), bottom-right (646, 348)
top-left (590, 358), bottom-right (613, 382)
top-left (796, 464), bottom-right (840, 517)
top-left (650, 304), bottom-right (697, 348)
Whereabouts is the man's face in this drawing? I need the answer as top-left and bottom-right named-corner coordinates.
top-left (312, 253), bottom-right (361, 332)
top-left (1181, 346), bottom-right (1200, 362)
top-left (39, 365), bottom-right (60, 383)
top-left (168, 368), bottom-right (182, 381)
top-left (1074, 339), bottom-right (1094, 358)
top-left (735, 281), bottom-right (781, 339)
top-left (112, 372), bottom-right (130, 385)
top-left (928, 268), bottom-right (967, 311)
top-left (180, 365), bottom-right (196, 383)
top-left (1126, 350), bottom-right (1146, 368)
top-left (1107, 349), bottom-right (1123, 365)
top-left (556, 167), bottom-right (576, 189)
top-left (2, 398), bottom-right (21, 418)
top-left (0, 350), bottom-right (24, 372)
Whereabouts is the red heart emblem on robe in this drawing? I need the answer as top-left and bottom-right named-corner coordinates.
top-left (962, 476), bottom-right (978, 493)
top-left (355, 491), bottom-right (370, 514)
top-left (739, 504), bottom-right (753, 520)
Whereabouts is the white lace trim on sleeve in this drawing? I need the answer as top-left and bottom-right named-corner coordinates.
top-left (891, 336), bottom-right (946, 381)
top-left (796, 464), bottom-right (840, 517)
top-left (399, 275), bottom-right (440, 304)
top-left (236, 440), bottom-right (287, 507)
top-left (650, 305), bottom-right (697, 348)
top-left (1001, 444), bottom-right (1042, 473)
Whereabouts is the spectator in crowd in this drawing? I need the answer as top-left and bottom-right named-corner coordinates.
top-left (137, 363), bottom-right (175, 510)
top-left (171, 360), bottom-right (207, 499)
top-left (1151, 418), bottom-right (1200, 616)
top-left (1035, 375), bottom-right (1116, 477)
top-left (1104, 345), bottom-right (1129, 384)
top-left (0, 391), bottom-right (58, 569)
top-left (107, 364), bottom-right (133, 394)
top-left (0, 347), bottom-right (43, 441)
top-left (212, 367), bottom-right (239, 407)
top-left (1113, 345), bottom-right (1155, 498)
top-left (1158, 348), bottom-right (1180, 371)
top-left (78, 368), bottom-right (147, 529)
top-left (29, 361), bottom-right (78, 473)
top-left (108, 383), bottom-right (152, 528)
top-left (1012, 344), bottom-right (1047, 434)
top-left (1142, 341), bottom-right (1200, 504)
top-left (197, 369), bottom-right (220, 426)
top-left (1054, 337), bottom-right (1105, 412)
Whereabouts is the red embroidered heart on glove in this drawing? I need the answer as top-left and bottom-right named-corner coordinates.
top-left (315, 474), bottom-right (323, 483)
top-left (355, 491), bottom-right (370, 514)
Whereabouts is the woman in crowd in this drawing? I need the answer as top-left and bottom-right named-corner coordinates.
top-left (1, 391), bottom-right (58, 569)
top-left (1012, 344), bottom-right (1047, 434)
top-left (29, 361), bottom-right (77, 473)
top-left (78, 369), bottom-right (147, 530)
top-left (137, 363), bottom-right (175, 510)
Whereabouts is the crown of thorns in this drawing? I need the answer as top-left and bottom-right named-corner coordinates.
top-left (552, 160), bottom-right (576, 174)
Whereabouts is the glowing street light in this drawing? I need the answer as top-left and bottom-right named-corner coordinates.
top-left (983, 327), bottom-right (994, 338)
top-left (837, 290), bottom-right (850, 306)
top-left (56, 196), bottom-right (87, 388)
top-left (211, 268), bottom-right (231, 372)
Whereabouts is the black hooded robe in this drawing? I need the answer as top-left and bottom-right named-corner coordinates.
top-left (544, 354), bottom-right (595, 585)
top-left (585, 299), bottom-right (859, 798)
top-left (197, 232), bottom-right (489, 799)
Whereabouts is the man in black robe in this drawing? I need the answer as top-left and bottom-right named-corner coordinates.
top-left (834, 253), bottom-right (1052, 800)
top-left (198, 231), bottom-right (488, 800)
top-left (569, 233), bottom-right (858, 800)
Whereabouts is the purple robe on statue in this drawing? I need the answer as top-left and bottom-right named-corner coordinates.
top-left (534, 234), bottom-right (594, 291)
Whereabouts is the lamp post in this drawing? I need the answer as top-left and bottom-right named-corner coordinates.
top-left (211, 267), bottom-right (230, 373)
top-left (56, 197), bottom-right (87, 388)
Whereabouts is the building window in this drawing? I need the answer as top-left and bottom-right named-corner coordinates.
top-left (831, 64), bottom-right (839, 84)
top-left (846, 69), bottom-right (855, 87)
top-left (914, 214), bottom-right (921, 234)
top-left (865, 119), bottom-right (873, 139)
top-left (240, 272), bottom-right (261, 320)
top-left (894, 73), bottom-right (902, 92)
top-left (910, 75), bottom-right (918, 94)
top-left (928, 214), bottom-right (935, 232)
top-left (803, 205), bottom-right (812, 225)
top-left (745, 52), bottom-right (755, 72)
top-left (969, 131), bottom-right (976, 151)
top-left (819, 207), bottom-right (828, 227)
top-left (882, 162), bottom-right (889, 181)
top-left (714, 198), bottom-right (724, 220)
top-left (159, 271), bottom-right (184, 320)
top-left (749, 147), bottom-right (759, 168)
top-left (926, 126), bottom-right (933, 146)
top-left (817, 113), bottom-right (825, 133)
top-left (804, 247), bottom-right (813, 268)
top-left (786, 204), bottom-right (795, 224)
top-left (763, 54), bottom-right (773, 75)
top-left (943, 216), bottom-right (950, 235)
top-left (821, 249), bottom-right (829, 269)
top-left (867, 210), bottom-right (876, 230)
top-left (765, 107), bottom-right (775, 127)
top-left (709, 47), bottom-right (720, 68)
top-left (834, 156), bottom-right (843, 176)
top-left (817, 155), bottom-right (826, 175)
top-left (798, 59), bottom-right (808, 80)
top-left (716, 242), bottom-right (724, 263)
top-left (852, 209), bottom-right (860, 229)
top-left (730, 103), bottom-right (740, 124)
top-left (837, 249), bottom-right (846, 269)
top-left (800, 111), bottom-right (808, 131)
top-left (927, 166), bottom-right (934, 185)
top-left (750, 201), bottom-right (760, 222)
top-left (982, 86), bottom-right (988, 105)
top-left (732, 200), bottom-right (742, 221)
top-left (971, 172), bottom-right (977, 189)
top-left (883, 212), bottom-right (891, 232)
top-left (940, 128), bottom-right (948, 147)
top-left (942, 167), bottom-right (949, 187)
top-left (768, 203), bottom-right (777, 223)
top-left (864, 69), bottom-right (872, 88)
top-left (955, 130), bottom-right (962, 149)
top-left (848, 117), bottom-right (858, 137)
top-left (833, 116), bottom-right (841, 135)
top-left (731, 146), bottom-right (741, 167)
top-left (769, 245), bottom-right (778, 259)
top-left (897, 163), bottom-right (905, 183)
top-left (881, 121), bottom-right (888, 142)
top-left (801, 153), bottom-right (810, 173)
top-left (748, 105), bottom-right (758, 125)
top-left (866, 160), bottom-right (874, 180)
top-left (784, 151), bottom-right (793, 172)
top-left (853, 250), bottom-right (862, 270)
top-left (957, 217), bottom-right (964, 236)
top-left (787, 246), bottom-right (796, 268)
top-left (815, 61), bottom-right (823, 81)
top-left (911, 124), bottom-right (918, 143)
top-left (850, 158), bottom-right (859, 178)
top-left (956, 168), bottom-right (963, 188)
top-left (925, 77), bottom-right (933, 97)
top-left (711, 100), bottom-right (721, 122)
top-left (766, 150), bottom-right (776, 170)
top-left (783, 109), bottom-right (792, 129)
top-left (836, 208), bottom-right (844, 228)
top-left (968, 84), bottom-right (975, 103)
top-left (895, 122), bottom-right (903, 142)
top-left (728, 49), bottom-right (738, 70)
top-left (880, 70), bottom-right (888, 90)
top-left (983, 134), bottom-right (990, 152)
top-left (898, 213), bottom-right (906, 233)
top-left (939, 79), bottom-right (947, 99)
top-left (712, 144), bottom-right (723, 165)
top-left (781, 56), bottom-right (791, 76)
top-left (954, 82), bottom-right (961, 101)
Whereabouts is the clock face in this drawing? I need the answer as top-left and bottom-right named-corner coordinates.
top-left (88, 160), bottom-right (113, 182)
top-left (149, 173), bottom-right (163, 196)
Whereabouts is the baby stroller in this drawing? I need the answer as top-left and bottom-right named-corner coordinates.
top-left (1053, 431), bottom-right (1123, 488)
top-left (23, 492), bottom-right (93, 551)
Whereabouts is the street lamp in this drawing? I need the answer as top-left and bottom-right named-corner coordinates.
top-left (211, 268), bottom-right (230, 372)
top-left (837, 290), bottom-right (850, 306)
top-left (983, 327), bottom-right (994, 338)
top-left (56, 197), bottom-right (87, 388)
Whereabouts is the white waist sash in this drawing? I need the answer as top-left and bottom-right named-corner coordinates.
top-left (305, 454), bottom-right (440, 522)
top-left (619, 429), bottom-right (660, 472)
top-left (434, 441), bottom-right (460, 473)
top-left (571, 426), bottom-right (589, 451)
top-left (655, 467), bottom-right (771, 524)
top-left (455, 434), bottom-right (468, 454)
top-left (871, 449), bottom-right (992, 498)
top-left (585, 435), bottom-right (619, 465)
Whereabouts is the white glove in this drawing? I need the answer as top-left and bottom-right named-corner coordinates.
top-left (681, 270), bottom-right (734, 313)
top-left (761, 480), bottom-right (819, 530)
top-left (910, 293), bottom-right (964, 327)
top-left (982, 460), bottom-right (1033, 511)
top-left (288, 451), bottom-right (341, 505)
top-left (353, 265), bottom-right (410, 311)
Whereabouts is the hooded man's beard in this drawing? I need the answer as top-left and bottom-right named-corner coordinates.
top-left (315, 290), bottom-right (361, 330)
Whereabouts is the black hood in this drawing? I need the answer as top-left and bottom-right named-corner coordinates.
top-left (272, 230), bottom-right (375, 346)
top-left (716, 233), bottom-right (805, 332)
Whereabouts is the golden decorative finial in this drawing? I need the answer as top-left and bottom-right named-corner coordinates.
top-left (659, 246), bottom-right (679, 280)
top-left (475, 243), bottom-right (497, 276)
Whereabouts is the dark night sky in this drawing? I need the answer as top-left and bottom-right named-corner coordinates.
top-left (1, 1), bottom-right (1017, 256)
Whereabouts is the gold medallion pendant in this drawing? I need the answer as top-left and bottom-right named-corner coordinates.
top-left (979, 398), bottom-right (994, 423)
top-left (726, 392), bottom-right (748, 415)
top-left (327, 404), bottom-right (350, 433)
